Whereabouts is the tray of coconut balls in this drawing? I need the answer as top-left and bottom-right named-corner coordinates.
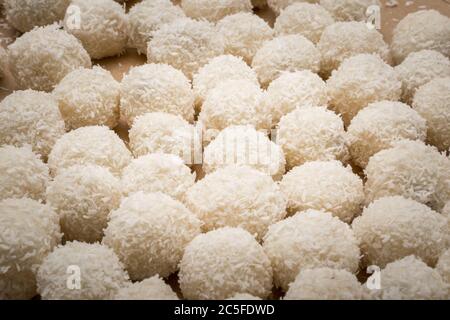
top-left (0, 0), bottom-right (449, 302)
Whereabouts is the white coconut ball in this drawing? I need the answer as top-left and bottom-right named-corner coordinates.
top-left (103, 191), bottom-right (202, 281)
top-left (120, 63), bottom-right (195, 126)
top-left (395, 50), bottom-right (450, 104)
top-left (277, 106), bottom-right (348, 169)
top-left (37, 241), bottom-right (129, 300)
top-left (216, 12), bottom-right (274, 64)
top-left (327, 54), bottom-right (401, 125)
top-left (0, 145), bottom-right (49, 201)
top-left (318, 22), bottom-right (390, 77)
top-left (3, 0), bottom-right (71, 33)
top-left (193, 55), bottom-right (259, 108)
top-left (347, 100), bottom-right (427, 168)
top-left (7, 24), bottom-right (91, 92)
top-left (320, 0), bottom-right (380, 22)
top-left (280, 160), bottom-right (364, 223)
top-left (48, 126), bottom-right (132, 177)
top-left (352, 196), bottom-right (448, 269)
top-left (203, 125), bottom-right (286, 179)
top-left (0, 198), bottom-right (61, 300)
top-left (252, 34), bottom-right (320, 87)
top-left (147, 18), bottom-right (224, 79)
top-left (0, 90), bottom-right (65, 159)
top-left (53, 66), bottom-right (120, 130)
top-left (436, 249), bottom-right (450, 285)
top-left (115, 276), bottom-right (179, 300)
top-left (64, 0), bottom-right (127, 59)
top-left (274, 3), bottom-right (334, 43)
top-left (227, 293), bottom-right (262, 300)
top-left (267, 0), bottom-right (318, 15)
top-left (261, 70), bottom-right (328, 126)
top-left (46, 164), bottom-right (122, 243)
top-left (184, 165), bottom-right (287, 240)
top-left (121, 153), bottom-right (195, 201)
top-left (391, 10), bottom-right (450, 64)
top-left (179, 227), bottom-right (273, 300)
top-left (284, 268), bottom-right (365, 300)
top-left (181, 0), bottom-right (252, 22)
top-left (263, 210), bottom-right (360, 291)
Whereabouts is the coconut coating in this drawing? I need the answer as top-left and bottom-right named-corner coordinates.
top-left (320, 0), bottom-right (380, 22)
top-left (3, 0), bottom-right (71, 33)
top-left (48, 126), bottom-right (132, 177)
top-left (184, 165), bottom-right (287, 240)
top-left (46, 165), bottom-right (122, 243)
top-left (280, 160), bottom-right (364, 223)
top-left (216, 13), bottom-right (274, 64)
top-left (0, 90), bottom-right (65, 159)
top-left (120, 63), bottom-right (195, 126)
top-left (64, 0), bottom-right (127, 59)
top-left (430, 155), bottom-right (450, 213)
top-left (121, 153), bottom-right (195, 202)
top-left (395, 50), bottom-right (450, 104)
top-left (318, 22), bottom-right (390, 77)
top-left (274, 3), bottom-right (334, 43)
top-left (252, 34), bottom-right (320, 87)
top-left (115, 276), bottom-right (179, 300)
top-left (103, 192), bottom-right (202, 281)
top-left (7, 25), bottom-right (91, 92)
top-left (277, 106), bottom-right (348, 169)
top-left (262, 70), bottom-right (328, 126)
top-left (37, 241), bottom-right (129, 300)
top-left (0, 198), bottom-right (61, 300)
top-left (0, 145), bottom-right (49, 201)
top-left (436, 249), bottom-right (450, 285)
top-left (267, 0), bottom-right (318, 15)
top-left (284, 268), bottom-right (365, 300)
top-left (227, 293), bottom-right (262, 300)
top-left (53, 66), bottom-right (120, 130)
top-left (147, 18), bottom-right (224, 79)
top-left (193, 55), bottom-right (259, 108)
top-left (347, 101), bottom-right (427, 168)
top-left (0, 47), bottom-right (7, 78)
top-left (391, 10), bottom-right (450, 64)
top-left (263, 210), bottom-right (360, 291)
top-left (179, 227), bottom-right (273, 300)
top-left (181, 0), bottom-right (252, 22)
top-left (327, 54), bottom-right (401, 125)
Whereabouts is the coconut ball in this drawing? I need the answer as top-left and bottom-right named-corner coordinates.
top-left (227, 293), bottom-right (262, 300)
top-left (46, 165), bottom-right (122, 243)
top-left (280, 160), bottom-right (364, 223)
top-left (7, 24), bottom-right (91, 92)
top-left (436, 249), bottom-right (450, 285)
top-left (430, 155), bottom-right (450, 214)
top-left (120, 63), bottom-right (195, 126)
top-left (216, 13), bottom-right (274, 64)
top-left (179, 227), bottom-right (273, 300)
top-left (262, 70), bottom-right (328, 126)
top-left (147, 18), bottom-right (224, 79)
top-left (121, 153), bottom-right (195, 201)
top-left (37, 241), bottom-right (129, 300)
top-left (3, 0), bottom-right (70, 33)
top-left (184, 165), bottom-right (287, 240)
top-left (252, 34), bottom-right (320, 87)
top-left (53, 67), bottom-right (120, 130)
top-left (395, 50), bottom-right (450, 105)
top-left (320, 0), bottom-right (380, 22)
top-left (0, 198), bottom-right (61, 300)
top-left (277, 106), bottom-right (348, 169)
top-left (284, 268), bottom-right (365, 300)
top-left (64, 0), bottom-right (127, 59)
top-left (115, 276), bottom-right (179, 300)
top-left (318, 22), bottom-right (390, 77)
top-left (327, 54), bottom-right (401, 125)
top-left (48, 126), bottom-right (132, 177)
top-left (347, 101), bottom-right (427, 168)
top-left (203, 125), bottom-right (286, 179)
top-left (263, 210), bottom-right (360, 291)
top-left (193, 55), bottom-right (259, 108)
top-left (267, 0), bottom-right (318, 15)
top-left (391, 10), bottom-right (450, 64)
top-left (274, 3), bottom-right (334, 44)
top-left (181, 0), bottom-right (252, 22)
top-left (103, 192), bottom-right (202, 281)
top-left (364, 140), bottom-right (442, 205)
top-left (0, 145), bottom-right (49, 201)
top-left (0, 90), bottom-right (65, 159)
